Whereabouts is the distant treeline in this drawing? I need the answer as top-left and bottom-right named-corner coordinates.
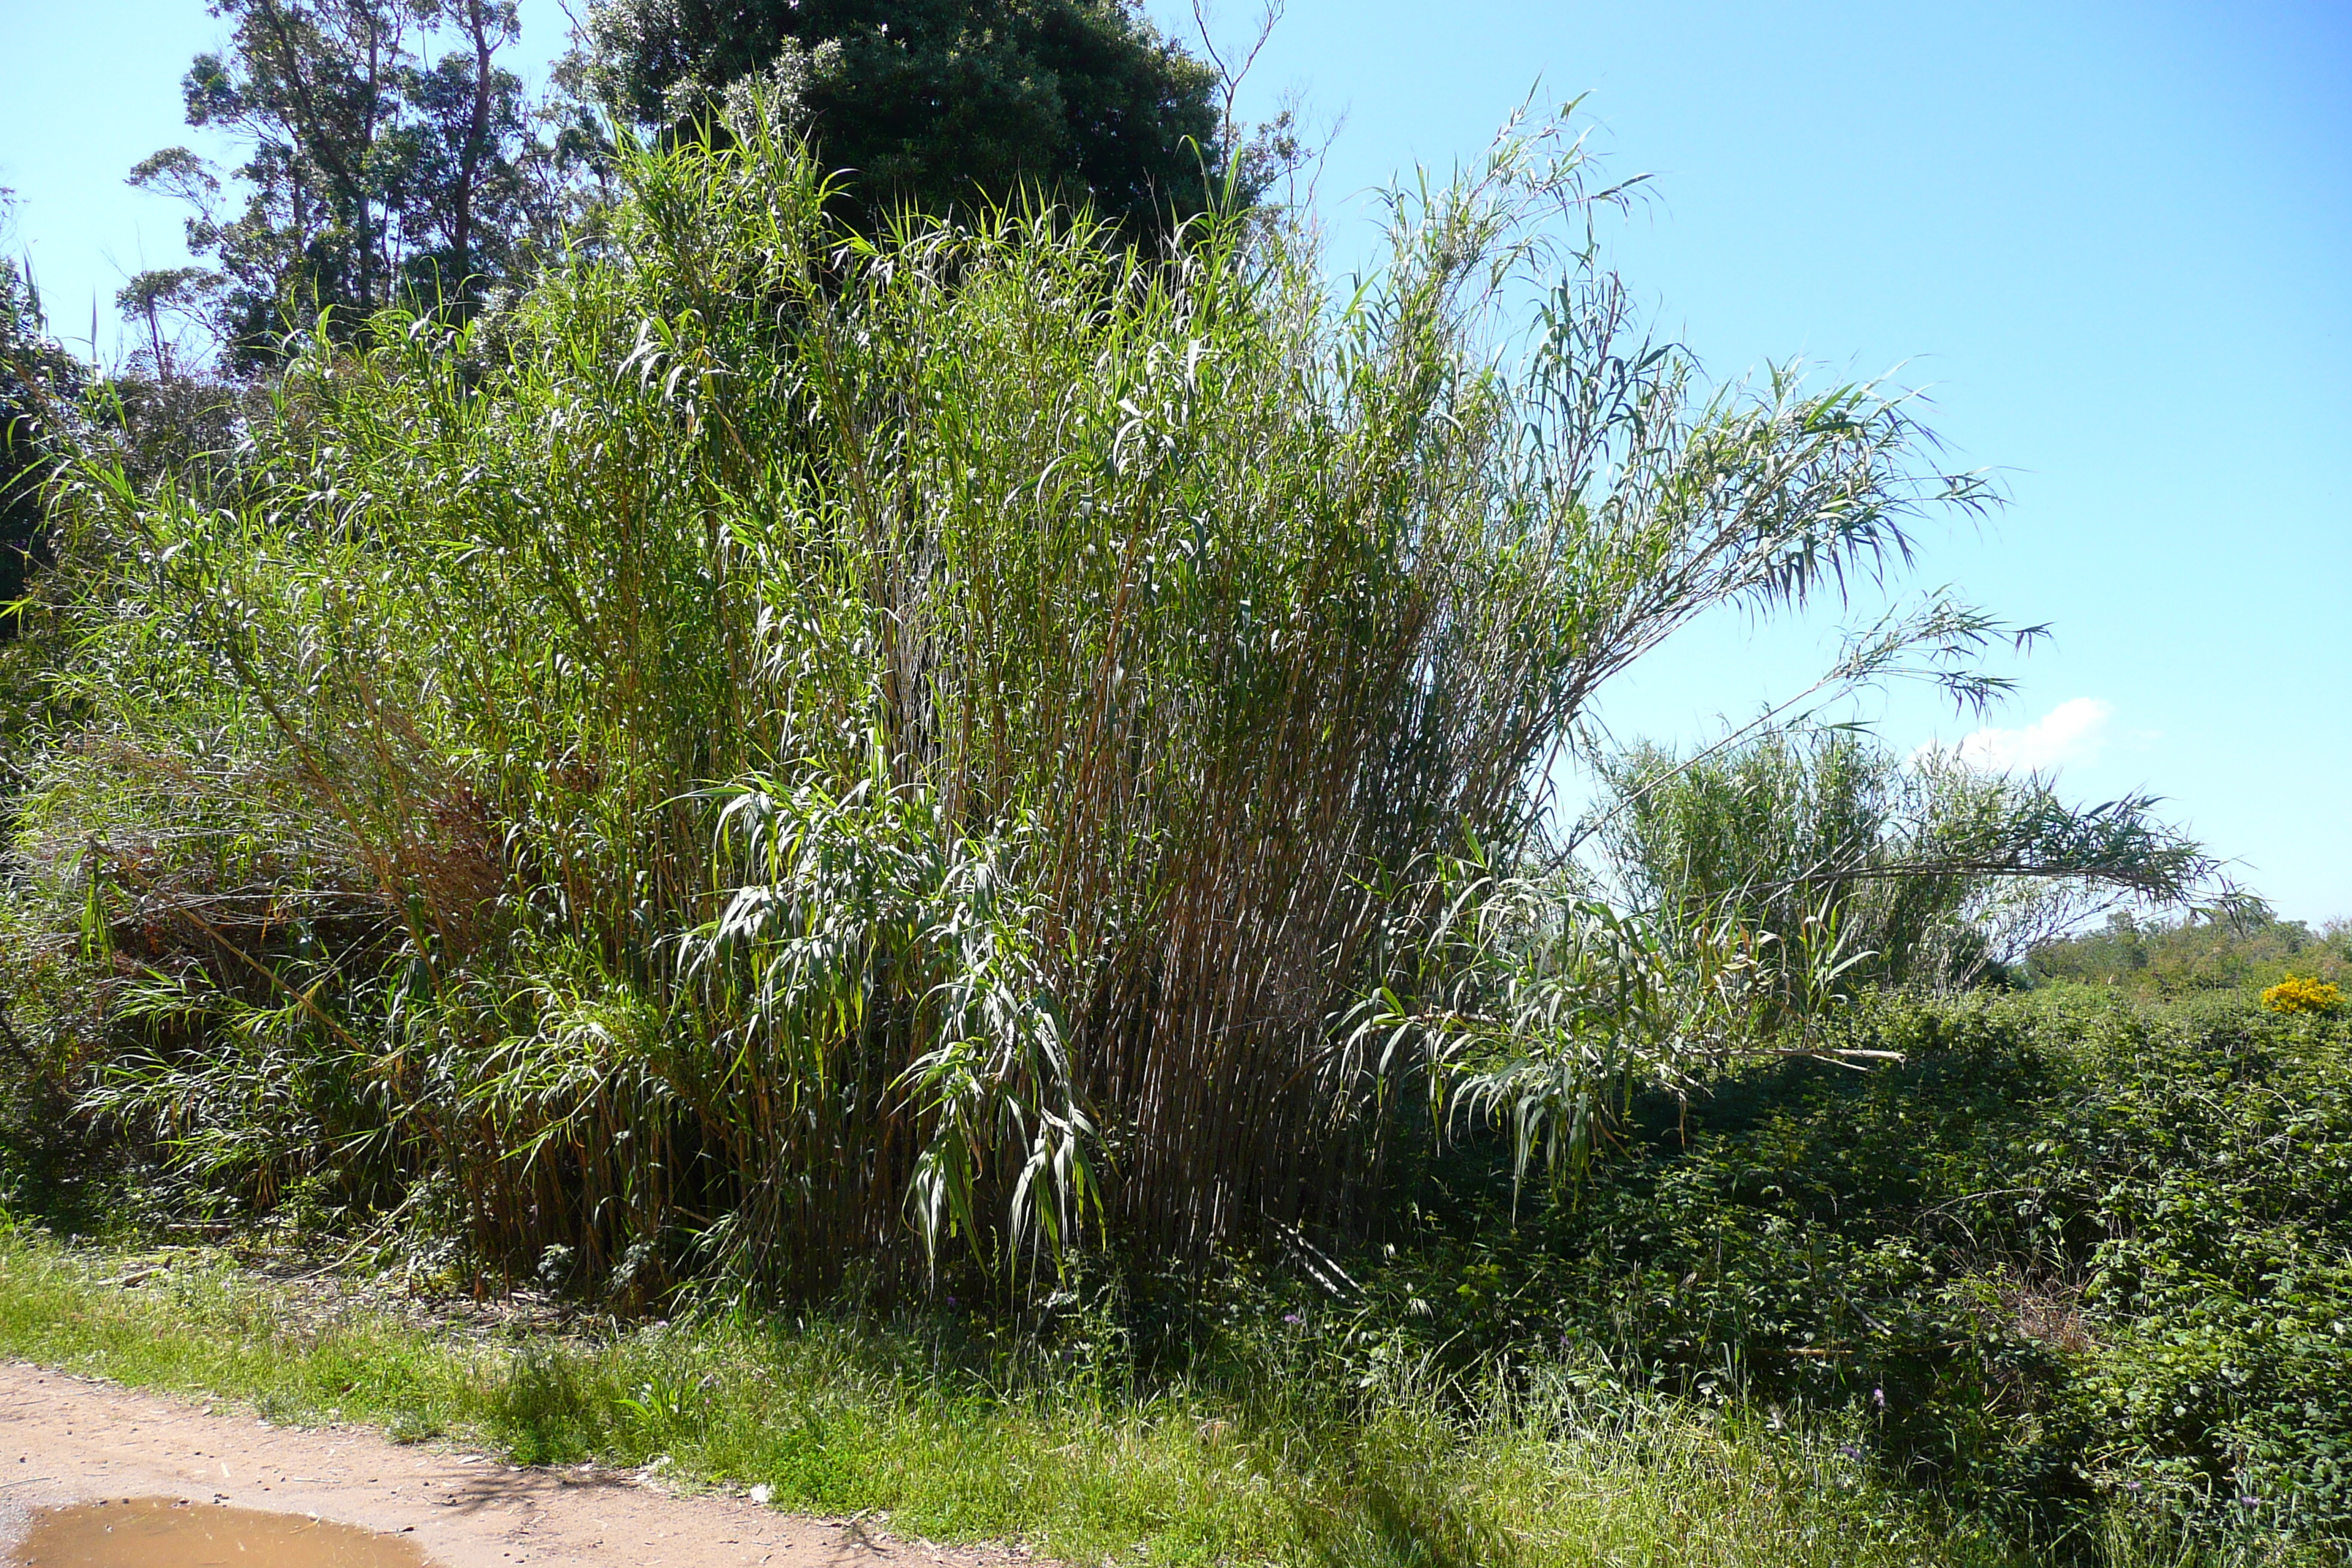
top-left (2029, 911), bottom-right (2350, 996)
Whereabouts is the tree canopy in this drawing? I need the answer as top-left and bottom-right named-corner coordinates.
top-left (579, 0), bottom-right (1226, 239)
top-left (129, 0), bottom-right (568, 366)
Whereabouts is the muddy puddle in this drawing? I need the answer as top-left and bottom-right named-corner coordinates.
top-left (8, 1498), bottom-right (434, 1567)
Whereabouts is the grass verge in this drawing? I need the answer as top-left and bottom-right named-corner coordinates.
top-left (0, 1219), bottom-right (2036, 1568)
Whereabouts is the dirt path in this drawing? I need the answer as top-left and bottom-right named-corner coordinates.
top-left (1, 1361), bottom-right (1007, 1568)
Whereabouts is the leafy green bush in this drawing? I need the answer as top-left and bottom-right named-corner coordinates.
top-left (1340, 988), bottom-right (2352, 1557)
top-left (1, 258), bottom-right (78, 636)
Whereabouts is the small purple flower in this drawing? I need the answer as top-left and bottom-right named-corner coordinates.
top-left (1283, 1312), bottom-right (1305, 1326)
top-left (2239, 1496), bottom-right (2261, 1507)
top-left (2125, 1481), bottom-right (2143, 1493)
top-left (1871, 1386), bottom-right (1886, 1409)
top-left (1836, 1444), bottom-right (1861, 1460)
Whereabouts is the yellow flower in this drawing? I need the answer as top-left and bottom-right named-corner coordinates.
top-left (2261, 976), bottom-right (2346, 1016)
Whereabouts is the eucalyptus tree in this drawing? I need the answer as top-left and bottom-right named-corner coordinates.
top-left (113, 267), bottom-right (223, 382)
top-left (129, 0), bottom-right (565, 367)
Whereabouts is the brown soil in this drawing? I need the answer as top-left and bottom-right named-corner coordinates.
top-left (1, 1362), bottom-right (1009, 1568)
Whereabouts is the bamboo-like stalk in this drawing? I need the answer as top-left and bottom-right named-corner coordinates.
top-left (12, 100), bottom-right (2009, 1300)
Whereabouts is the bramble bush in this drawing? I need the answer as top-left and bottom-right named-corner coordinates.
top-left (1319, 987), bottom-right (2352, 1558)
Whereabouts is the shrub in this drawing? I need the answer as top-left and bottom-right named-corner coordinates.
top-left (1587, 726), bottom-right (2206, 999)
top-left (2261, 976), bottom-right (2344, 1016)
top-left (1346, 987), bottom-right (2352, 1555)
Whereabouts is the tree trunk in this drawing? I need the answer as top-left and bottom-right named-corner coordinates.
top-left (359, 2), bottom-right (383, 312)
top-left (452, 0), bottom-right (496, 296)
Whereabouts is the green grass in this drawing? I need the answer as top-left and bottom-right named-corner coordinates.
top-left (0, 1221), bottom-right (2025, 1568)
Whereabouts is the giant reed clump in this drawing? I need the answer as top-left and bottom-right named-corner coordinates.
top-left (1589, 725), bottom-right (2213, 998)
top-left (1, 104), bottom-right (1999, 1299)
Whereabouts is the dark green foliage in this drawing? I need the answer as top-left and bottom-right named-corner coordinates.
top-left (0, 252), bottom-right (83, 637)
top-left (0, 235), bottom-right (111, 1205)
top-left (2029, 909), bottom-right (2351, 997)
top-left (579, 0), bottom-right (1225, 239)
top-left (0, 225), bottom-right (83, 1214)
top-left (0, 994), bottom-right (117, 1232)
top-left (87, 372), bottom-right (255, 495)
top-left (1353, 988), bottom-right (2352, 1556)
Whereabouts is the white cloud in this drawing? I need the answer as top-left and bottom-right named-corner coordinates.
top-left (1930, 697), bottom-right (2116, 774)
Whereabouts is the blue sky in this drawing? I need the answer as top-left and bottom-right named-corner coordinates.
top-left (3, 0), bottom-right (2345, 919)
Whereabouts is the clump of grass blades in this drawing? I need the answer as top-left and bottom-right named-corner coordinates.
top-left (7, 98), bottom-right (1991, 1299)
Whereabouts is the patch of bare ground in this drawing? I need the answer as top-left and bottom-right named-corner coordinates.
top-left (0, 1362), bottom-right (1031, 1568)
